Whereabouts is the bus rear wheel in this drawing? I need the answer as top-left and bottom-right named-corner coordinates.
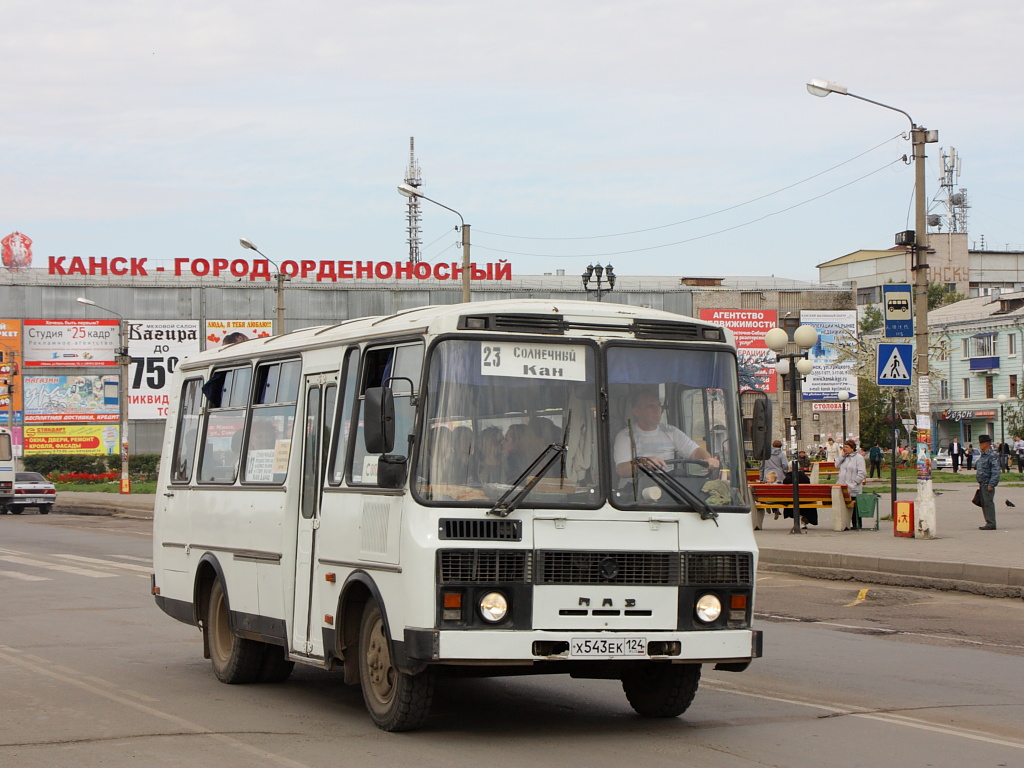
top-left (622, 663), bottom-right (701, 718)
top-left (206, 578), bottom-right (265, 684)
top-left (358, 600), bottom-right (434, 731)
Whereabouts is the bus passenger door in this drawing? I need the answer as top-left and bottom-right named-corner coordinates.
top-left (292, 375), bottom-right (333, 658)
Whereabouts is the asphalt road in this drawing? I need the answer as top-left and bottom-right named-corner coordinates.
top-left (1, 513), bottom-right (1022, 767)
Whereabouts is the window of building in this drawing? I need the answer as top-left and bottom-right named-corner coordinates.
top-left (972, 334), bottom-right (996, 357)
top-left (857, 287), bottom-right (880, 305)
top-left (1009, 334), bottom-right (1017, 357)
top-left (985, 376), bottom-right (994, 399)
top-left (963, 378), bottom-right (970, 399)
top-left (939, 379), bottom-right (949, 400)
top-left (1011, 375), bottom-right (1018, 399)
top-left (961, 338), bottom-right (969, 359)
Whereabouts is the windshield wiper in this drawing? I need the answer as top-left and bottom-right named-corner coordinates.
top-left (488, 442), bottom-right (567, 518)
top-left (635, 462), bottom-right (719, 526)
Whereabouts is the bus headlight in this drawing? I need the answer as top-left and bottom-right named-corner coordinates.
top-left (695, 594), bottom-right (722, 623)
top-left (479, 592), bottom-right (509, 623)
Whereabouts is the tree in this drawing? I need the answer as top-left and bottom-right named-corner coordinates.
top-left (928, 282), bottom-right (966, 310)
top-left (860, 305), bottom-right (883, 334)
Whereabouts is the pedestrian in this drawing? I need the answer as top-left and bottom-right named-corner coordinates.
top-left (949, 436), bottom-right (962, 474)
top-left (999, 440), bottom-right (1011, 471)
top-left (868, 442), bottom-right (883, 478)
top-left (966, 442), bottom-right (973, 470)
top-left (825, 438), bottom-right (840, 464)
top-left (760, 439), bottom-right (790, 484)
top-left (836, 439), bottom-right (866, 530)
top-left (1014, 435), bottom-right (1024, 473)
top-left (975, 434), bottom-right (1000, 530)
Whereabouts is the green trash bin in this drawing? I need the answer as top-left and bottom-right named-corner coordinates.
top-left (856, 492), bottom-right (879, 530)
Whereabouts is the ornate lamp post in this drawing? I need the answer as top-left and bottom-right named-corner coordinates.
top-left (838, 389), bottom-right (851, 441)
top-left (76, 297), bottom-right (131, 494)
top-left (766, 324), bottom-right (818, 534)
top-left (582, 264), bottom-right (616, 301)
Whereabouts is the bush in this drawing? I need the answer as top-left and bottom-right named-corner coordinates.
top-left (23, 454), bottom-right (162, 482)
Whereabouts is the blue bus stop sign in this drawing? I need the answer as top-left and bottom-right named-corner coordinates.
top-left (883, 284), bottom-right (913, 338)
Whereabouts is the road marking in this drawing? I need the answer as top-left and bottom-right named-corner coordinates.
top-left (0, 645), bottom-right (315, 768)
top-left (53, 554), bottom-right (153, 573)
top-left (0, 569), bottom-right (49, 582)
top-left (845, 588), bottom-right (870, 607)
top-left (704, 680), bottom-right (1024, 750)
top-left (0, 555), bottom-right (117, 578)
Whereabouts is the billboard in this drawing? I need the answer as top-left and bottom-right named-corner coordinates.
top-left (0, 319), bottom-right (23, 425)
top-left (24, 319), bottom-right (119, 367)
top-left (800, 310), bottom-right (858, 401)
top-left (205, 320), bottom-right (272, 348)
top-left (24, 375), bottom-right (120, 423)
top-left (24, 424), bottom-right (120, 455)
top-left (127, 320), bottom-right (202, 419)
top-left (699, 309), bottom-right (777, 394)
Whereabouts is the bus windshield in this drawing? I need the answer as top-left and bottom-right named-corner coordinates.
top-left (415, 338), bottom-right (745, 511)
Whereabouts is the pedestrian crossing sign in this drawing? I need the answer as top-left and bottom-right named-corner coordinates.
top-left (877, 343), bottom-right (913, 387)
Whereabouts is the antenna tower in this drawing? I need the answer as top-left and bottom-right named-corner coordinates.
top-left (928, 147), bottom-right (970, 233)
top-left (405, 138), bottom-right (423, 263)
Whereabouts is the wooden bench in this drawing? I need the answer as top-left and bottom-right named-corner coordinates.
top-left (746, 469), bottom-right (761, 484)
top-left (810, 462), bottom-right (838, 483)
top-left (749, 482), bottom-right (854, 531)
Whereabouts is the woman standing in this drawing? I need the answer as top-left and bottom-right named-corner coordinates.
top-left (836, 439), bottom-right (867, 530)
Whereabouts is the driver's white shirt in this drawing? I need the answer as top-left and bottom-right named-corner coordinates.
top-left (614, 423), bottom-right (699, 471)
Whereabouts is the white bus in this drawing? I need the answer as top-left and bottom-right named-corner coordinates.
top-left (0, 427), bottom-right (13, 509)
top-left (152, 299), bottom-right (764, 731)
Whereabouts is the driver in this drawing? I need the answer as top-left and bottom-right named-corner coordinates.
top-left (614, 388), bottom-right (719, 480)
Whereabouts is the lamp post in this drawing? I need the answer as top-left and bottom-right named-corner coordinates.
top-left (808, 77), bottom-right (939, 539)
top-left (837, 390), bottom-right (851, 441)
top-left (397, 184), bottom-right (471, 303)
top-left (239, 238), bottom-right (287, 336)
top-left (581, 264), bottom-right (616, 301)
top-left (765, 324), bottom-right (818, 534)
top-left (76, 297), bottom-right (131, 494)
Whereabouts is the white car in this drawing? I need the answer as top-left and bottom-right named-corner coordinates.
top-left (932, 448), bottom-right (952, 469)
top-left (4, 472), bottom-right (57, 514)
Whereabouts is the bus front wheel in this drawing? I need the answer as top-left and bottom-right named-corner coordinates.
top-left (622, 662), bottom-right (701, 717)
top-left (206, 578), bottom-right (265, 684)
top-left (358, 600), bottom-right (434, 731)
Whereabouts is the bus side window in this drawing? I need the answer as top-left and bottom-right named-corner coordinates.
top-left (243, 360), bottom-right (301, 484)
top-left (329, 348), bottom-right (360, 486)
top-left (171, 379), bottom-right (203, 483)
top-left (198, 367), bottom-right (251, 484)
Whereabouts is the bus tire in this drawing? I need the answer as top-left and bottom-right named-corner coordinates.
top-left (358, 599), bottom-right (434, 731)
top-left (206, 578), bottom-right (265, 684)
top-left (258, 644), bottom-right (295, 683)
top-left (622, 663), bottom-right (701, 718)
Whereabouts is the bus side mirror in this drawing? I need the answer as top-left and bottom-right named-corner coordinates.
top-left (364, 387), bottom-right (395, 454)
top-left (751, 398), bottom-right (773, 461)
top-left (377, 454), bottom-right (407, 489)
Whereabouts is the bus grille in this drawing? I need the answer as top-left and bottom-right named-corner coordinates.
top-left (682, 552), bottom-right (753, 585)
top-left (535, 551), bottom-right (679, 585)
top-left (439, 518), bottom-right (523, 541)
top-left (438, 550), bottom-right (530, 584)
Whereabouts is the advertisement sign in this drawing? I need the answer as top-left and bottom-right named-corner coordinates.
top-left (127, 320), bottom-right (202, 419)
top-left (699, 309), bottom-right (777, 393)
top-left (24, 319), bottom-right (119, 367)
top-left (800, 310), bottom-right (858, 401)
top-left (206, 320), bottom-right (273, 349)
top-left (0, 319), bottom-right (23, 425)
top-left (24, 424), bottom-right (120, 455)
top-left (24, 375), bottom-right (120, 423)
top-left (2, 231), bottom-right (32, 271)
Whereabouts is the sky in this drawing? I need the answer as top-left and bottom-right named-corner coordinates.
top-left (3, 1), bottom-right (1023, 283)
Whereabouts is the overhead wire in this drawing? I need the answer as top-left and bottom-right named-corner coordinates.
top-left (472, 159), bottom-right (905, 260)
top-left (475, 133), bottom-right (906, 241)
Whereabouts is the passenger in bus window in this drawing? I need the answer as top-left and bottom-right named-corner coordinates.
top-left (473, 426), bottom-right (504, 484)
top-left (450, 426), bottom-right (474, 484)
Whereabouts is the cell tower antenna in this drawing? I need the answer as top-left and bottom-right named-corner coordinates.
top-left (405, 137), bottom-right (423, 263)
top-left (929, 147), bottom-right (969, 233)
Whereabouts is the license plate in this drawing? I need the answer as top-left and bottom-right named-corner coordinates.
top-left (28, 497), bottom-right (47, 503)
top-left (570, 637), bottom-right (647, 657)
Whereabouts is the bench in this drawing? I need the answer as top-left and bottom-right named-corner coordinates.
top-left (810, 461), bottom-right (838, 483)
top-left (749, 482), bottom-right (854, 531)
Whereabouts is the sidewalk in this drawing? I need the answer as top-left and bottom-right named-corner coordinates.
top-left (52, 482), bottom-right (1024, 599)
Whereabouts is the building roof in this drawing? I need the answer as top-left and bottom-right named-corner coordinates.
top-left (929, 290), bottom-right (1024, 327)
top-left (816, 248), bottom-right (906, 269)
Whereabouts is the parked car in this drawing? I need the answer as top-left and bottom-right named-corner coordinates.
top-left (4, 472), bottom-right (57, 514)
top-left (933, 448), bottom-right (952, 469)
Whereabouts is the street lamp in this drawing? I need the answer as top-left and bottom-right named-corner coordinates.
top-left (808, 77), bottom-right (939, 539)
top-left (997, 394), bottom-right (1008, 446)
top-left (397, 184), bottom-right (471, 303)
top-left (239, 238), bottom-right (287, 336)
top-left (765, 324), bottom-right (818, 534)
top-left (581, 264), bottom-right (616, 301)
top-left (76, 297), bottom-right (131, 495)
top-left (837, 390), bottom-right (851, 441)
